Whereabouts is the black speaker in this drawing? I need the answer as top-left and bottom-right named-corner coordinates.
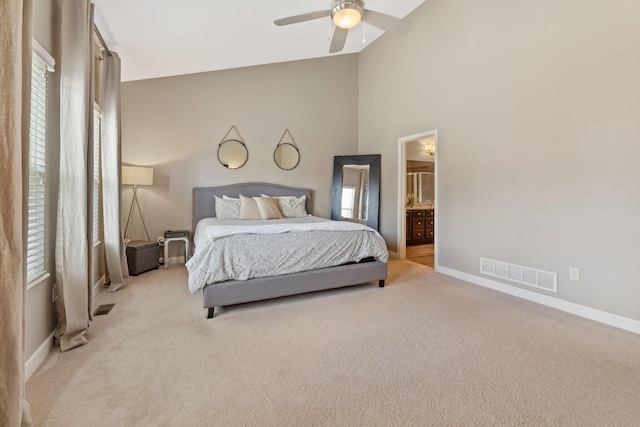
top-left (164, 230), bottom-right (189, 239)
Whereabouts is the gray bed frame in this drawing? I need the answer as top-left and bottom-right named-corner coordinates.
top-left (192, 182), bottom-right (388, 318)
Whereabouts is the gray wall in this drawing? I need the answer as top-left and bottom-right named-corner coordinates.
top-left (120, 55), bottom-right (360, 242)
top-left (359, 0), bottom-right (640, 320)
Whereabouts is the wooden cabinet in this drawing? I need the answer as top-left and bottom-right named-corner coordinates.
top-left (406, 211), bottom-right (411, 243)
top-left (425, 208), bottom-right (434, 243)
top-left (406, 209), bottom-right (434, 245)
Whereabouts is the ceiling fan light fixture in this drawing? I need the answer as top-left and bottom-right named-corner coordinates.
top-left (331, 1), bottom-right (364, 29)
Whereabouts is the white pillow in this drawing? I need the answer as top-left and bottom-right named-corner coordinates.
top-left (261, 194), bottom-right (307, 218)
top-left (222, 195), bottom-right (239, 201)
top-left (214, 195), bottom-right (240, 220)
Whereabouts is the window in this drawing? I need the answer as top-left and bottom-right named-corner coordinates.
top-left (341, 187), bottom-right (356, 218)
top-left (27, 42), bottom-right (54, 282)
top-left (92, 106), bottom-right (101, 244)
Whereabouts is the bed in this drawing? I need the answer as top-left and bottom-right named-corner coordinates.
top-left (188, 182), bottom-right (389, 318)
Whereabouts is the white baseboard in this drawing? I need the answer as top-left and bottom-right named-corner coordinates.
top-left (92, 275), bottom-right (107, 312)
top-left (26, 330), bottom-right (55, 380)
top-left (27, 275), bottom-right (107, 380)
top-left (388, 251), bottom-right (399, 260)
top-left (437, 266), bottom-right (640, 335)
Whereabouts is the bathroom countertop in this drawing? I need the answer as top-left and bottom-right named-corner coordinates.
top-left (406, 205), bottom-right (434, 210)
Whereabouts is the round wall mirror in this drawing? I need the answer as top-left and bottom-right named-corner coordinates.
top-left (218, 139), bottom-right (248, 169)
top-left (274, 143), bottom-right (300, 170)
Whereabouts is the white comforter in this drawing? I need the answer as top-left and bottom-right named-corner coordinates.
top-left (186, 216), bottom-right (388, 293)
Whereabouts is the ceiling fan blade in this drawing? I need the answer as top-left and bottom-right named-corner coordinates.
top-left (329, 26), bottom-right (348, 53)
top-left (363, 10), bottom-right (412, 35)
top-left (274, 10), bottom-right (330, 26)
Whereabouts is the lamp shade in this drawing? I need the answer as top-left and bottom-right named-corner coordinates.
top-left (122, 166), bottom-right (154, 186)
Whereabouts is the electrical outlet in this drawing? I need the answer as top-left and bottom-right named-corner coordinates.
top-left (51, 284), bottom-right (58, 302)
top-left (569, 268), bottom-right (580, 281)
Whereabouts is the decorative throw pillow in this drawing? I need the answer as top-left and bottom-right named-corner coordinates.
top-left (278, 196), bottom-right (307, 218)
top-left (239, 194), bottom-right (262, 220)
top-left (253, 197), bottom-right (284, 220)
top-left (222, 195), bottom-right (239, 201)
top-left (261, 194), bottom-right (307, 218)
top-left (215, 195), bottom-right (240, 219)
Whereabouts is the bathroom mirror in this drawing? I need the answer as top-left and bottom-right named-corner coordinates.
top-left (218, 139), bottom-right (248, 169)
top-left (274, 143), bottom-right (300, 170)
top-left (331, 154), bottom-right (381, 231)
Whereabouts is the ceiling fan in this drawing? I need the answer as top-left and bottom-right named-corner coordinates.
top-left (274, 0), bottom-right (411, 53)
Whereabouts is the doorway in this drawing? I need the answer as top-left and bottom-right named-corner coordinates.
top-left (397, 130), bottom-right (438, 269)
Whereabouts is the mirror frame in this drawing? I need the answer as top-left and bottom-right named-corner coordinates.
top-left (217, 139), bottom-right (248, 169)
top-left (273, 142), bottom-right (300, 170)
top-left (331, 154), bottom-right (381, 231)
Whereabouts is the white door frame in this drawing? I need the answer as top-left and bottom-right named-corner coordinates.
top-left (397, 129), bottom-right (439, 269)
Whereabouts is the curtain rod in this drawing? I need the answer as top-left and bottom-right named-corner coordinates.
top-left (94, 24), bottom-right (112, 57)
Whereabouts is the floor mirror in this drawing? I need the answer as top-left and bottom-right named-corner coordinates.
top-left (331, 154), bottom-right (381, 231)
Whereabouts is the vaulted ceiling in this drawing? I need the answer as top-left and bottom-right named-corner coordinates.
top-left (93, 0), bottom-right (425, 81)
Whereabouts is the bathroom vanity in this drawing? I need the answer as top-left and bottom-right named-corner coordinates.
top-left (406, 207), bottom-right (434, 245)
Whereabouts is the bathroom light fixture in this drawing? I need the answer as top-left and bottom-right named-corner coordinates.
top-left (425, 143), bottom-right (436, 156)
top-left (331, 0), bottom-right (364, 29)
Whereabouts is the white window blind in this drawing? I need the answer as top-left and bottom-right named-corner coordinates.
top-left (27, 52), bottom-right (51, 281)
top-left (93, 106), bottom-right (102, 244)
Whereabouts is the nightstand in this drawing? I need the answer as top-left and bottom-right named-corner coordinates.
top-left (164, 237), bottom-right (190, 269)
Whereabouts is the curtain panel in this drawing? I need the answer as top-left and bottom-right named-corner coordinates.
top-left (101, 52), bottom-right (130, 292)
top-left (54, 0), bottom-right (93, 352)
top-left (0, 0), bottom-right (34, 425)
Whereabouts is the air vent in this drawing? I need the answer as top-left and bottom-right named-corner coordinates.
top-left (480, 257), bottom-right (557, 293)
top-left (94, 303), bottom-right (115, 316)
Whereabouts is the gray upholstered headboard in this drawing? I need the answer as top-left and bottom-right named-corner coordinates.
top-left (192, 182), bottom-right (314, 234)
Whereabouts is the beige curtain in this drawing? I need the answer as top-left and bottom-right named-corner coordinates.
top-left (102, 52), bottom-right (130, 292)
top-left (0, 0), bottom-right (34, 425)
top-left (54, 0), bottom-right (93, 352)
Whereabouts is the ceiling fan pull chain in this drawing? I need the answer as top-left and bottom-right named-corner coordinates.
top-left (362, 17), bottom-right (366, 43)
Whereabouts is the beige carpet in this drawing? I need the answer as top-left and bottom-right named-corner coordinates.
top-left (27, 260), bottom-right (640, 426)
